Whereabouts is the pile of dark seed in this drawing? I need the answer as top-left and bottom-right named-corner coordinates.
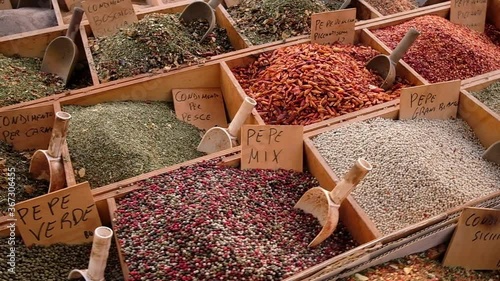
top-left (227, 0), bottom-right (345, 45)
top-left (115, 160), bottom-right (358, 280)
top-left (64, 101), bottom-right (204, 188)
top-left (0, 237), bottom-right (124, 281)
top-left (471, 81), bottom-right (500, 115)
top-left (0, 142), bottom-right (47, 214)
top-left (90, 13), bottom-right (234, 82)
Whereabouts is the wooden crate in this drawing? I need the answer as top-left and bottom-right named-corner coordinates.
top-left (220, 27), bottom-right (427, 133)
top-left (302, 89), bottom-right (500, 243)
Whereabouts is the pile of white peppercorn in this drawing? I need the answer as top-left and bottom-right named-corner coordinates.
top-left (312, 118), bottom-right (500, 235)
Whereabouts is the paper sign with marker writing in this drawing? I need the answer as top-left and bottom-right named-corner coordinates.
top-left (399, 80), bottom-right (461, 120)
top-left (173, 88), bottom-right (228, 130)
top-left (450, 0), bottom-right (488, 32)
top-left (81, 0), bottom-right (138, 37)
top-left (241, 125), bottom-right (303, 172)
top-left (0, 105), bottom-right (54, 150)
top-left (311, 8), bottom-right (355, 45)
top-left (0, 0), bottom-right (12, 9)
top-left (15, 182), bottom-right (102, 246)
top-left (443, 207), bottom-right (500, 270)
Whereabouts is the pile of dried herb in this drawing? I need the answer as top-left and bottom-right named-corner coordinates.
top-left (64, 101), bottom-right (204, 188)
top-left (227, 0), bottom-right (345, 45)
top-left (364, 0), bottom-right (419, 16)
top-left (471, 81), bottom-right (500, 115)
top-left (0, 142), bottom-right (47, 215)
top-left (90, 13), bottom-right (234, 82)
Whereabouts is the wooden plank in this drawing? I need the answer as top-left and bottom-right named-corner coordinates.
top-left (52, 0), bottom-right (66, 26)
top-left (461, 70), bottom-right (500, 91)
top-left (107, 198), bottom-right (130, 281)
top-left (357, 0), bottom-right (384, 19)
top-left (0, 26), bottom-right (66, 58)
top-left (79, 24), bottom-right (100, 86)
top-left (215, 6), bottom-right (252, 49)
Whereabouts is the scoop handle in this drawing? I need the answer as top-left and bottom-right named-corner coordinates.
top-left (389, 28), bottom-right (420, 64)
top-left (329, 158), bottom-right (372, 204)
top-left (47, 112), bottom-right (72, 158)
top-left (208, 0), bottom-right (223, 9)
top-left (66, 7), bottom-right (84, 42)
top-left (228, 97), bottom-right (257, 137)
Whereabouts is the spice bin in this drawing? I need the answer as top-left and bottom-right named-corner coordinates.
top-left (461, 73), bottom-right (500, 132)
top-left (359, 0), bottom-right (448, 17)
top-left (0, 0), bottom-right (61, 37)
top-left (304, 90), bottom-right (500, 237)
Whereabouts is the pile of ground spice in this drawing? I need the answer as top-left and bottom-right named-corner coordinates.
top-left (227, 0), bottom-right (345, 45)
top-left (372, 15), bottom-right (500, 83)
top-left (64, 101), bottom-right (204, 188)
top-left (471, 81), bottom-right (500, 115)
top-left (90, 13), bottom-right (234, 82)
top-left (115, 160), bottom-right (358, 280)
top-left (364, 0), bottom-right (419, 16)
top-left (0, 141), bottom-right (47, 214)
top-left (0, 237), bottom-right (124, 280)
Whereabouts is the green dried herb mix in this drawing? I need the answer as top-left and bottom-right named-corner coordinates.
top-left (64, 101), bottom-right (204, 188)
top-left (471, 81), bottom-right (500, 115)
top-left (90, 13), bottom-right (234, 82)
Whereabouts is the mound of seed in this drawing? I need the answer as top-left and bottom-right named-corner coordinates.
top-left (364, 0), bottom-right (418, 16)
top-left (115, 161), bottom-right (358, 280)
top-left (232, 43), bottom-right (407, 126)
top-left (372, 15), bottom-right (500, 83)
top-left (91, 13), bottom-right (233, 82)
top-left (471, 81), bottom-right (500, 115)
top-left (0, 237), bottom-right (124, 281)
top-left (227, 0), bottom-right (344, 45)
top-left (312, 118), bottom-right (500, 235)
top-left (64, 101), bottom-right (204, 188)
top-left (0, 142), bottom-right (47, 214)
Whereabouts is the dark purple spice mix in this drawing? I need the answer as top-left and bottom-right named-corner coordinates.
top-left (372, 15), bottom-right (500, 83)
top-left (115, 161), bottom-right (358, 280)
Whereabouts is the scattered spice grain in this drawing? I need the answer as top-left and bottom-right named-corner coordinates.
top-left (0, 142), bottom-right (47, 214)
top-left (227, 0), bottom-right (345, 45)
top-left (471, 81), bottom-right (500, 115)
top-left (0, 237), bottom-right (124, 281)
top-left (372, 15), bottom-right (500, 83)
top-left (64, 101), bottom-right (204, 188)
top-left (364, 0), bottom-right (418, 16)
top-left (232, 43), bottom-right (407, 126)
top-left (115, 160), bottom-right (358, 280)
top-left (312, 117), bottom-right (500, 235)
top-left (90, 13), bottom-right (233, 82)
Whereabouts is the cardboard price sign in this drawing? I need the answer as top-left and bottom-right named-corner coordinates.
top-left (399, 80), bottom-right (461, 120)
top-left (173, 88), bottom-right (228, 130)
top-left (450, 0), bottom-right (488, 32)
top-left (81, 0), bottom-right (138, 37)
top-left (0, 0), bottom-right (12, 9)
top-left (443, 207), bottom-right (500, 270)
top-left (241, 125), bottom-right (303, 172)
top-left (0, 105), bottom-right (55, 150)
top-left (311, 8), bottom-right (356, 45)
top-left (15, 182), bottom-right (102, 246)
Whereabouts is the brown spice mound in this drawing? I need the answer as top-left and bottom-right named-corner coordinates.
top-left (372, 15), bottom-right (500, 83)
top-left (364, 0), bottom-right (419, 16)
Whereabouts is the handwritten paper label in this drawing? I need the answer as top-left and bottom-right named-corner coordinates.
top-left (311, 8), bottom-right (356, 45)
top-left (450, 0), bottom-right (488, 32)
top-left (399, 80), bottom-right (461, 120)
top-left (443, 207), bottom-right (500, 270)
top-left (15, 182), bottom-right (102, 246)
top-left (173, 88), bottom-right (228, 130)
top-left (0, 105), bottom-right (54, 150)
top-left (81, 0), bottom-right (138, 37)
top-left (241, 125), bottom-right (303, 172)
top-left (0, 0), bottom-right (12, 9)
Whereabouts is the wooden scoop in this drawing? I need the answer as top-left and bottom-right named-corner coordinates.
top-left (197, 97), bottom-right (256, 154)
top-left (295, 158), bottom-right (372, 247)
top-left (41, 7), bottom-right (84, 85)
top-left (483, 141), bottom-right (500, 165)
top-left (179, 0), bottom-right (223, 42)
top-left (29, 111), bottom-right (71, 193)
top-left (366, 28), bottom-right (420, 90)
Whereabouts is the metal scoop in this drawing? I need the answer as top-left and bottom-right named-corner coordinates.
top-left (41, 7), bottom-right (84, 85)
top-left (29, 111), bottom-right (71, 193)
top-left (366, 28), bottom-right (420, 90)
top-left (295, 158), bottom-right (372, 247)
top-left (179, 0), bottom-right (223, 42)
top-left (197, 97), bottom-right (256, 154)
